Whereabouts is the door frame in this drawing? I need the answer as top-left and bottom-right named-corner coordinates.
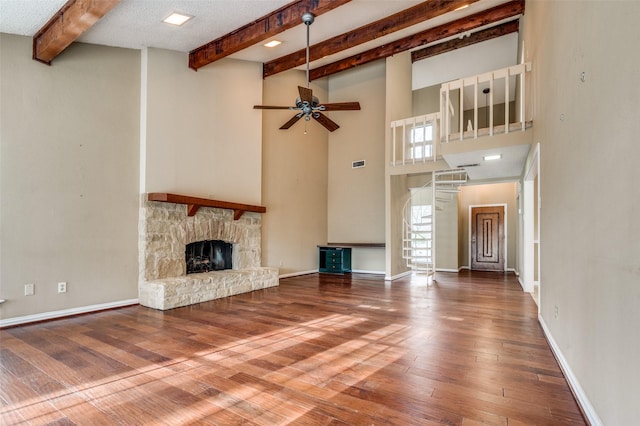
top-left (468, 203), bottom-right (507, 272)
top-left (523, 143), bottom-right (540, 297)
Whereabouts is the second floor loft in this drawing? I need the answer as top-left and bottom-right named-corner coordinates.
top-left (390, 63), bottom-right (533, 176)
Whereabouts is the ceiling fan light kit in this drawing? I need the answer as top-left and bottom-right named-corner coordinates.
top-left (253, 12), bottom-right (360, 132)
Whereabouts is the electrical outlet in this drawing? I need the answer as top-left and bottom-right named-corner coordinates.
top-left (25, 283), bottom-right (35, 296)
top-left (58, 282), bottom-right (67, 293)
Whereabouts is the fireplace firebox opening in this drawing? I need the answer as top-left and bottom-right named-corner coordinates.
top-left (186, 240), bottom-right (232, 274)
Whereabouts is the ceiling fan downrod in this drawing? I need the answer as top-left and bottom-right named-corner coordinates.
top-left (302, 12), bottom-right (315, 88)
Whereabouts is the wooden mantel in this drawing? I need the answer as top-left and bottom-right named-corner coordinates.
top-left (147, 193), bottom-right (266, 220)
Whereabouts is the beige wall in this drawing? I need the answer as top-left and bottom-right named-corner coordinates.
top-left (522, 1), bottom-right (640, 423)
top-left (260, 70), bottom-right (329, 274)
top-left (385, 53), bottom-right (413, 278)
top-left (262, 62), bottom-right (387, 275)
top-left (436, 193), bottom-right (459, 271)
top-left (327, 61), bottom-right (385, 244)
top-left (143, 49), bottom-right (263, 205)
top-left (0, 35), bottom-right (140, 320)
top-left (328, 61), bottom-right (386, 272)
top-left (412, 85), bottom-right (441, 115)
top-left (458, 182), bottom-right (518, 270)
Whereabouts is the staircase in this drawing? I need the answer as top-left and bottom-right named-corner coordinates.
top-left (402, 169), bottom-right (467, 277)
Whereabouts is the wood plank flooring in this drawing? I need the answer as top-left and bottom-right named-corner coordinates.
top-left (0, 271), bottom-right (586, 425)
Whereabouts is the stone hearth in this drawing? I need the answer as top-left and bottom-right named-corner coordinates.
top-left (138, 196), bottom-right (278, 310)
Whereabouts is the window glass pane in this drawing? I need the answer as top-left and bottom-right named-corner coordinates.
top-left (408, 124), bottom-right (434, 160)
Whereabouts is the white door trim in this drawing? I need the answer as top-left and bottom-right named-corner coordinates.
top-left (523, 143), bottom-right (540, 302)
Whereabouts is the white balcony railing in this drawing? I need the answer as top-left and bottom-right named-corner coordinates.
top-left (390, 113), bottom-right (440, 166)
top-left (441, 62), bottom-right (532, 143)
top-left (390, 63), bottom-right (532, 167)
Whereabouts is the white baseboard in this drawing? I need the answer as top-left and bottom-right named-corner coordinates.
top-left (278, 270), bottom-right (318, 279)
top-left (352, 269), bottom-right (385, 275)
top-left (0, 299), bottom-right (139, 328)
top-left (538, 315), bottom-right (603, 426)
top-left (385, 270), bottom-right (412, 281)
top-left (459, 266), bottom-right (470, 271)
top-left (435, 268), bottom-right (459, 273)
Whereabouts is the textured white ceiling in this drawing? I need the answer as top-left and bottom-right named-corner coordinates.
top-left (0, 0), bottom-right (513, 67)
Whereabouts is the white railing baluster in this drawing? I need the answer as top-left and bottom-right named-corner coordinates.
top-left (489, 75), bottom-right (494, 136)
top-left (445, 86), bottom-right (450, 143)
top-left (505, 67), bottom-right (510, 134)
top-left (474, 76), bottom-right (478, 139)
top-left (433, 115), bottom-right (438, 162)
top-left (402, 121), bottom-right (406, 166)
top-left (459, 83), bottom-right (464, 141)
top-left (392, 120), bottom-right (396, 165)
top-left (411, 117), bottom-right (416, 165)
top-left (420, 115), bottom-right (426, 163)
top-left (521, 64), bottom-right (526, 131)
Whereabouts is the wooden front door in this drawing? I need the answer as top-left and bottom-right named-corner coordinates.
top-left (471, 206), bottom-right (505, 271)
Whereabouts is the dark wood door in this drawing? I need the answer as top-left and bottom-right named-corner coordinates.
top-left (471, 206), bottom-right (505, 271)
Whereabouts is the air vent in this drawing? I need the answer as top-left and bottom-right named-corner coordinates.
top-left (352, 160), bottom-right (365, 169)
top-left (456, 163), bottom-right (479, 168)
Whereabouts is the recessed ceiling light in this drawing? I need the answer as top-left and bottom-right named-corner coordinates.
top-left (163, 12), bottom-right (192, 26)
top-left (484, 154), bottom-right (502, 161)
top-left (264, 40), bottom-right (282, 48)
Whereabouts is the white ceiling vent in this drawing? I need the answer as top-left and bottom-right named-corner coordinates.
top-left (352, 160), bottom-right (365, 169)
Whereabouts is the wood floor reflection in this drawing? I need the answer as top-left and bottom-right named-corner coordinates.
top-left (0, 271), bottom-right (586, 425)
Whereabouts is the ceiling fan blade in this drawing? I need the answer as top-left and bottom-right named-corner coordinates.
top-left (280, 114), bottom-right (303, 130)
top-left (321, 102), bottom-right (361, 111)
top-left (313, 113), bottom-right (340, 132)
top-left (298, 86), bottom-right (313, 104)
top-left (254, 105), bottom-right (294, 110)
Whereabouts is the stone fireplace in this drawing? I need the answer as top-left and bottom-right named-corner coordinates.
top-left (138, 195), bottom-right (278, 310)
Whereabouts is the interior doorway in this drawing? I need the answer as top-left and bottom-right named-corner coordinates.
top-left (470, 205), bottom-right (506, 271)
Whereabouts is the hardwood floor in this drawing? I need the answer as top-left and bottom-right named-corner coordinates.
top-left (0, 271), bottom-right (585, 425)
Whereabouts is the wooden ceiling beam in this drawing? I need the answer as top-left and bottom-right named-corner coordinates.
top-left (189, 0), bottom-right (351, 71)
top-left (33, 0), bottom-right (121, 65)
top-left (309, 0), bottom-right (525, 81)
top-left (411, 19), bottom-right (520, 63)
top-left (263, 0), bottom-right (479, 78)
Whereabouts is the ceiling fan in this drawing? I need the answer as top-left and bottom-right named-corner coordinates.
top-left (253, 12), bottom-right (361, 132)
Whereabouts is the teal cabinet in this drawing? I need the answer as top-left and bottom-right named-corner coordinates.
top-left (318, 246), bottom-right (352, 273)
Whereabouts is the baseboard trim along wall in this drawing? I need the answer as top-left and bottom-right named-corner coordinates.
top-left (538, 315), bottom-right (603, 426)
top-left (278, 270), bottom-right (318, 279)
top-left (352, 269), bottom-right (385, 275)
top-left (0, 299), bottom-right (139, 328)
top-left (436, 268), bottom-right (459, 273)
top-left (385, 270), bottom-right (412, 281)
